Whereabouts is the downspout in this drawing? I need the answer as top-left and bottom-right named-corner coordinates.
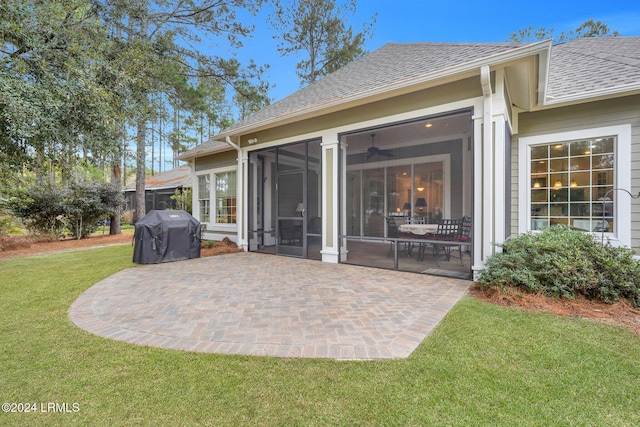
top-left (480, 65), bottom-right (494, 263)
top-left (225, 136), bottom-right (245, 250)
top-left (225, 135), bottom-right (240, 152)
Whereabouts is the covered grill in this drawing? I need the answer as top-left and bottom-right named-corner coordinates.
top-left (132, 210), bottom-right (201, 264)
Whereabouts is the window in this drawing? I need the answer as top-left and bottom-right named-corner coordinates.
top-left (197, 169), bottom-right (237, 226)
top-left (215, 172), bottom-right (236, 224)
top-left (519, 125), bottom-right (631, 246)
top-left (198, 175), bottom-right (210, 223)
top-left (529, 137), bottom-right (614, 231)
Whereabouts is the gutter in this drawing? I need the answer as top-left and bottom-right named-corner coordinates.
top-left (225, 136), bottom-right (241, 151)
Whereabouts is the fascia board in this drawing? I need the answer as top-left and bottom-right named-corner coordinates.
top-left (177, 141), bottom-right (233, 161)
top-left (541, 82), bottom-right (640, 107)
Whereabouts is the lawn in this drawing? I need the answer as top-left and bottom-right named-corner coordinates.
top-left (1, 246), bottom-right (639, 426)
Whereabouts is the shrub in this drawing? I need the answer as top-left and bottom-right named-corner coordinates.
top-left (478, 226), bottom-right (640, 308)
top-left (4, 184), bottom-right (68, 238)
top-left (170, 187), bottom-right (192, 213)
top-left (5, 179), bottom-right (125, 239)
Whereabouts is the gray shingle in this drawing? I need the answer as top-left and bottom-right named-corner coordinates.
top-left (181, 37), bottom-right (640, 160)
top-left (548, 37), bottom-right (640, 99)
top-left (225, 42), bottom-right (529, 132)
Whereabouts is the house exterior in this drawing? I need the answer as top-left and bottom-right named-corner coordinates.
top-left (124, 165), bottom-right (192, 216)
top-left (178, 37), bottom-right (640, 279)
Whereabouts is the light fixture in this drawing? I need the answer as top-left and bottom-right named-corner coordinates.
top-left (416, 177), bottom-right (424, 192)
top-left (553, 180), bottom-right (563, 188)
top-left (402, 202), bottom-right (411, 211)
top-left (415, 198), bottom-right (427, 213)
top-left (425, 123), bottom-right (433, 128)
top-left (570, 181), bottom-right (578, 187)
top-left (533, 181), bottom-right (541, 188)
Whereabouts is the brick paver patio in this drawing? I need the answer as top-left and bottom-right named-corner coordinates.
top-left (69, 252), bottom-right (471, 360)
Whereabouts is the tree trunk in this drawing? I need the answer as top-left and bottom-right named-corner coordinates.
top-left (109, 163), bottom-right (122, 235)
top-left (135, 119), bottom-right (146, 222)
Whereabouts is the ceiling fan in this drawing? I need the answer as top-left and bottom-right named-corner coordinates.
top-left (367, 133), bottom-right (394, 159)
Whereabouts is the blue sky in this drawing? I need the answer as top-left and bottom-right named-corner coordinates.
top-left (229, 0), bottom-right (640, 102)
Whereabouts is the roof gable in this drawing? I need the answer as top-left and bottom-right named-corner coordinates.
top-left (226, 42), bottom-right (534, 132)
top-left (547, 36), bottom-right (640, 102)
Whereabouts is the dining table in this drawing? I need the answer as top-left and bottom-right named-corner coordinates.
top-left (398, 223), bottom-right (438, 235)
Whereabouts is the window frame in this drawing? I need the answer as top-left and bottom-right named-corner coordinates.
top-left (518, 125), bottom-right (631, 247)
top-left (195, 166), bottom-right (238, 229)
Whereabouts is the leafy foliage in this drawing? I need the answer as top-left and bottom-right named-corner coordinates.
top-left (4, 178), bottom-right (124, 239)
top-left (509, 19), bottom-right (620, 43)
top-left (268, 0), bottom-right (376, 85)
top-left (170, 187), bottom-right (192, 213)
top-left (0, 1), bottom-right (123, 182)
top-left (478, 226), bottom-right (640, 308)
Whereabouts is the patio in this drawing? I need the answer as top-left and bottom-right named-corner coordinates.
top-left (70, 252), bottom-right (471, 360)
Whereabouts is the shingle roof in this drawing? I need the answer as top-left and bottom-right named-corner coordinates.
top-left (123, 165), bottom-right (192, 191)
top-left (180, 37), bottom-right (640, 160)
top-left (224, 42), bottom-right (531, 132)
top-left (547, 36), bottom-right (640, 100)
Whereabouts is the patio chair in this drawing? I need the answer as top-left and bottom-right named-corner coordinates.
top-left (385, 216), bottom-right (411, 257)
top-left (418, 217), bottom-right (469, 266)
top-left (445, 216), bottom-right (471, 266)
top-left (404, 216), bottom-right (425, 224)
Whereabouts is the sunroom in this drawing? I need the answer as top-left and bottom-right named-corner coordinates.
top-left (245, 110), bottom-right (475, 278)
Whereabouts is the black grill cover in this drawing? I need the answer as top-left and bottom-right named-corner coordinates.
top-left (133, 210), bottom-right (201, 264)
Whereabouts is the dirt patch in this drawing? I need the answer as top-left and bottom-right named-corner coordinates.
top-left (0, 233), bottom-right (242, 260)
top-left (0, 233), bottom-right (134, 260)
top-left (469, 285), bottom-right (640, 339)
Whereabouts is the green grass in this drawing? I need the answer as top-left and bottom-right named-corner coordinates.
top-left (1, 246), bottom-right (639, 426)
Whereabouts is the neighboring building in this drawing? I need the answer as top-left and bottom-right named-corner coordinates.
top-left (124, 165), bottom-right (192, 216)
top-left (178, 37), bottom-right (640, 279)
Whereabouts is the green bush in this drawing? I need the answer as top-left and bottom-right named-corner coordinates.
top-left (170, 187), bottom-right (192, 213)
top-left (5, 179), bottom-right (124, 239)
top-left (478, 226), bottom-right (640, 308)
top-left (4, 184), bottom-right (68, 238)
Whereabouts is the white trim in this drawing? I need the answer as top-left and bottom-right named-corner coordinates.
top-left (194, 165), bottom-right (238, 233)
top-left (244, 98), bottom-right (485, 154)
top-left (518, 124), bottom-right (632, 247)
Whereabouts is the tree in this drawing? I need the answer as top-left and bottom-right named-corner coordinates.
top-left (98, 0), bottom-right (268, 222)
top-left (268, 0), bottom-right (376, 86)
top-left (0, 1), bottom-right (122, 185)
top-left (509, 19), bottom-right (620, 44)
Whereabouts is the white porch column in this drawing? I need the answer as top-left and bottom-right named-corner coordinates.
top-left (480, 65), bottom-right (494, 266)
top-left (237, 149), bottom-right (248, 250)
top-left (321, 135), bottom-right (340, 263)
top-left (475, 66), bottom-right (508, 278)
top-left (492, 68), bottom-right (507, 250)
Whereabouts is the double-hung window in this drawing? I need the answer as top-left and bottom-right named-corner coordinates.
top-left (198, 175), bottom-right (211, 223)
top-left (196, 168), bottom-right (237, 226)
top-left (519, 125), bottom-right (631, 246)
top-left (215, 171), bottom-right (236, 224)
